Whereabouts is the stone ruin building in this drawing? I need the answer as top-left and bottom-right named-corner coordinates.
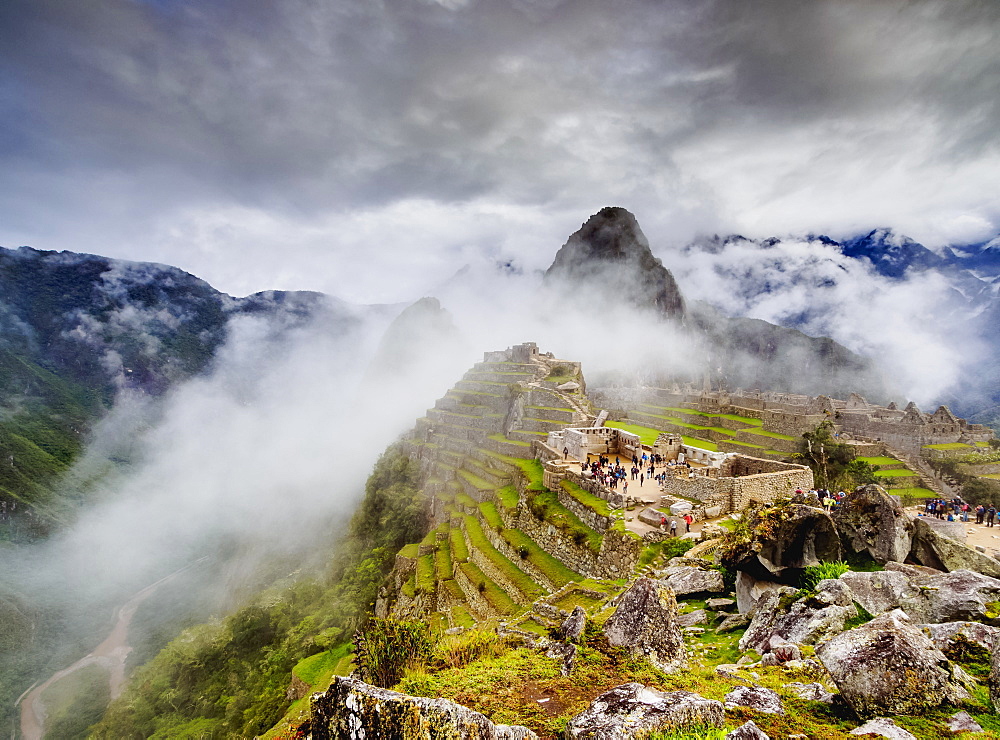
top-left (541, 426), bottom-right (813, 524)
top-left (593, 384), bottom-right (995, 459)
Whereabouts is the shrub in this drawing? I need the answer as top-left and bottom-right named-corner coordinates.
top-left (432, 629), bottom-right (515, 669)
top-left (353, 618), bottom-right (432, 688)
top-left (800, 561), bottom-right (850, 592)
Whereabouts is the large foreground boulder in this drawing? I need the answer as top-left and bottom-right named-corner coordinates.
top-left (310, 676), bottom-right (538, 739)
top-left (816, 610), bottom-right (970, 719)
top-left (659, 564), bottom-right (726, 596)
top-left (565, 683), bottom-right (723, 738)
top-left (839, 570), bottom-right (915, 616)
top-left (740, 581), bottom-right (857, 653)
top-left (833, 484), bottom-right (912, 564)
top-left (921, 621), bottom-right (1000, 659)
top-left (735, 504), bottom-right (841, 582)
top-left (603, 578), bottom-right (686, 673)
top-left (909, 517), bottom-right (1000, 578)
top-left (894, 566), bottom-right (1000, 623)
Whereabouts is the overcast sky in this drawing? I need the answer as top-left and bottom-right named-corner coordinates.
top-left (1, 0), bottom-right (998, 303)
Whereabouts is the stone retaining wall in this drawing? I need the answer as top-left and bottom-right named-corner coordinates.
top-left (464, 528), bottom-right (531, 605)
top-left (454, 564), bottom-right (501, 621)
top-left (515, 507), bottom-right (600, 576)
top-left (479, 514), bottom-right (559, 593)
top-left (961, 462), bottom-right (1000, 477)
top-left (555, 485), bottom-right (614, 533)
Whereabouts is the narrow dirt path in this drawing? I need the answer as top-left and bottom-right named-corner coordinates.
top-left (18, 557), bottom-right (207, 740)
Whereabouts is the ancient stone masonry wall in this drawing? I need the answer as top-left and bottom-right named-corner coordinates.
top-left (453, 563), bottom-right (502, 620)
top-left (464, 527), bottom-right (530, 604)
top-left (556, 486), bottom-right (614, 533)
top-left (480, 517), bottom-right (560, 593)
top-left (960, 462), bottom-right (1000, 477)
top-left (563, 468), bottom-right (626, 509)
top-left (731, 468), bottom-right (814, 510)
top-left (724, 456), bottom-right (800, 477)
top-left (759, 409), bottom-right (827, 437)
top-left (660, 462), bottom-right (813, 514)
top-left (515, 506), bottom-right (600, 576)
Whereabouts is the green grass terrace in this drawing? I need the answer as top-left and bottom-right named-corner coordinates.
top-left (604, 421), bottom-right (720, 451)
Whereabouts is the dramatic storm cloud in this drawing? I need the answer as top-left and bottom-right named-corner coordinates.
top-left (0, 0), bottom-right (997, 300)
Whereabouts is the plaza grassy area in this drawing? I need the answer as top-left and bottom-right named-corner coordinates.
top-left (856, 456), bottom-right (902, 466)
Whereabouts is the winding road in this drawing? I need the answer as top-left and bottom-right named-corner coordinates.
top-left (17, 558), bottom-right (207, 740)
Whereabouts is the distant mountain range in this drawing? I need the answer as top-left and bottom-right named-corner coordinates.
top-left (667, 226), bottom-right (1000, 427)
top-left (4, 211), bottom-right (997, 538)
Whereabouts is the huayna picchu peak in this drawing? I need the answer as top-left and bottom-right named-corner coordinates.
top-left (546, 207), bottom-right (686, 319)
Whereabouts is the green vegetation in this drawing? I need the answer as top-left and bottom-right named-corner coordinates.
top-left (742, 428), bottom-right (796, 441)
top-left (488, 432), bottom-right (530, 447)
top-left (458, 562), bottom-right (520, 615)
top-left (293, 643), bottom-right (351, 687)
top-left (560, 479), bottom-right (612, 517)
top-left (793, 421), bottom-right (878, 490)
top-left (500, 527), bottom-right (583, 587)
top-left (873, 468), bottom-right (919, 477)
top-left (923, 442), bottom-right (975, 450)
top-left (457, 468), bottom-right (494, 491)
top-left (525, 489), bottom-right (602, 554)
top-left (354, 618), bottom-right (433, 688)
top-left (604, 421), bottom-right (661, 445)
top-left (495, 484), bottom-right (519, 511)
top-left (462, 515), bottom-right (546, 601)
top-left (92, 448), bottom-right (427, 739)
top-left (856, 456), bottom-right (901, 466)
top-left (450, 527), bottom-right (470, 562)
top-left (416, 553), bottom-right (436, 593)
top-left (800, 561), bottom-right (850, 591)
top-left (682, 436), bottom-right (719, 452)
top-left (508, 457), bottom-right (546, 490)
top-left (479, 501), bottom-right (503, 530)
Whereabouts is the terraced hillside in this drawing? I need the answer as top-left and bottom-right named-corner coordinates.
top-left (615, 402), bottom-right (939, 498)
top-left (390, 345), bottom-right (652, 634)
top-left (615, 402), bottom-right (794, 459)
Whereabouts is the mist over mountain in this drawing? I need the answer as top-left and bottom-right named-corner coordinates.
top-left (0, 207), bottom-right (987, 734)
top-left (663, 228), bottom-right (1000, 419)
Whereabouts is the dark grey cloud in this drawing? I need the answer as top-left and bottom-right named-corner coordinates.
top-left (0, 0), bottom-right (997, 297)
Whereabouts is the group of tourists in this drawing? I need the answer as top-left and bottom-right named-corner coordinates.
top-left (920, 497), bottom-right (1000, 526)
top-left (795, 488), bottom-right (847, 511)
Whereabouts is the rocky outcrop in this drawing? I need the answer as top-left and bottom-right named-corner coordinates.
top-left (309, 676), bottom-right (538, 740)
top-left (921, 621), bottom-right (1000, 659)
top-left (723, 686), bottom-right (784, 714)
top-left (678, 609), bottom-right (709, 627)
top-left (545, 207), bottom-right (686, 319)
top-left (990, 646), bottom-right (1000, 711)
top-left (546, 641), bottom-right (578, 677)
top-left (816, 610), bottom-right (970, 719)
top-left (734, 505), bottom-right (841, 583)
top-left (602, 578), bottom-right (687, 673)
top-left (565, 683), bottom-right (723, 738)
top-left (726, 721), bottom-right (770, 740)
top-left (560, 606), bottom-right (586, 643)
top-left (909, 517), bottom-right (1000, 578)
top-left (783, 682), bottom-right (834, 704)
top-left (848, 717), bottom-right (917, 739)
top-left (736, 571), bottom-right (786, 613)
top-left (895, 567), bottom-right (1000, 624)
top-left (839, 570), bottom-right (914, 616)
top-left (946, 711), bottom-right (983, 733)
top-left (659, 564), bottom-right (726, 596)
top-left (740, 582), bottom-right (857, 653)
top-left (833, 485), bottom-right (913, 564)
